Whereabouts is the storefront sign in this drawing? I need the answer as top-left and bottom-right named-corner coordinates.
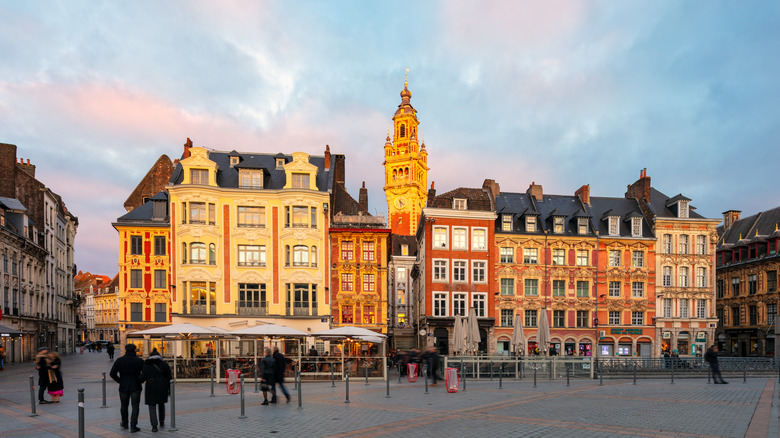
top-left (609, 328), bottom-right (643, 335)
top-left (663, 331), bottom-right (671, 339)
top-left (695, 332), bottom-right (706, 341)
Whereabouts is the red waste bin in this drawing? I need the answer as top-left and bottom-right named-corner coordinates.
top-left (445, 367), bottom-right (459, 393)
top-left (407, 363), bottom-right (418, 382)
top-left (226, 369), bottom-right (241, 394)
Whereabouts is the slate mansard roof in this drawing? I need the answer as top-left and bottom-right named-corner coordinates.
top-left (429, 187), bottom-right (493, 211)
top-left (718, 205), bottom-right (780, 248)
top-left (169, 149), bottom-right (333, 193)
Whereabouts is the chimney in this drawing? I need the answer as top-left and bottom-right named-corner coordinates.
top-left (359, 181), bottom-right (368, 211)
top-left (575, 184), bottom-right (590, 205)
top-left (482, 179), bottom-right (500, 200)
top-left (526, 181), bottom-right (543, 201)
top-left (324, 144), bottom-right (331, 171)
top-left (427, 181), bottom-right (436, 207)
top-left (722, 210), bottom-right (741, 230)
top-left (333, 154), bottom-right (346, 184)
top-left (183, 138), bottom-right (193, 159)
top-left (625, 168), bottom-right (651, 202)
top-left (17, 157), bottom-right (36, 178)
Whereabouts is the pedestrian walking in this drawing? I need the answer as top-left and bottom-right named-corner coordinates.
top-left (140, 348), bottom-right (172, 432)
top-left (259, 347), bottom-right (276, 405)
top-left (0, 345), bottom-right (6, 370)
top-left (109, 344), bottom-right (144, 432)
top-left (107, 342), bottom-right (115, 361)
top-left (705, 344), bottom-right (728, 384)
top-left (47, 351), bottom-right (64, 402)
top-left (422, 346), bottom-right (440, 385)
top-left (272, 346), bottom-right (291, 403)
top-left (35, 347), bottom-right (52, 404)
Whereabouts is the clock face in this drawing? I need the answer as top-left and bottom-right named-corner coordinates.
top-left (394, 196), bottom-right (407, 209)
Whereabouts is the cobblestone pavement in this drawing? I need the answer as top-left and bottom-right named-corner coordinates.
top-left (0, 353), bottom-right (777, 437)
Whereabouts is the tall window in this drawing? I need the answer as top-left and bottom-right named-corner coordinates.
top-left (500, 247), bottom-right (514, 264)
top-left (239, 283), bottom-right (266, 309)
top-left (576, 250), bottom-right (589, 266)
top-left (678, 267), bottom-right (689, 287)
top-left (696, 235), bottom-right (706, 254)
top-left (363, 306), bottom-right (376, 324)
top-left (552, 280), bottom-right (566, 297)
top-left (631, 217), bottom-right (642, 237)
top-left (662, 234), bottom-right (672, 253)
top-left (237, 206), bottom-right (265, 227)
top-left (154, 303), bottom-right (166, 322)
top-left (552, 249), bottom-right (565, 265)
top-left (341, 306), bottom-right (353, 323)
top-left (285, 205), bottom-right (316, 228)
top-left (768, 271), bottom-right (777, 292)
top-left (154, 236), bottom-right (166, 255)
top-left (524, 248), bottom-right (538, 264)
top-left (362, 241), bottom-right (375, 261)
top-left (748, 274), bottom-right (757, 295)
top-left (190, 169), bottom-right (208, 185)
top-left (679, 299), bottom-right (689, 318)
top-left (732, 307), bottom-right (740, 326)
top-left (341, 241), bottom-right (354, 260)
top-left (501, 214), bottom-right (512, 231)
top-left (209, 243), bottom-right (216, 265)
top-left (341, 273), bottom-right (353, 291)
top-left (525, 309), bottom-right (537, 327)
top-left (291, 172), bottom-right (310, 189)
top-left (130, 236), bottom-right (143, 255)
top-left (768, 303), bottom-right (777, 326)
top-left (472, 229), bottom-right (487, 250)
top-left (525, 216), bottom-right (536, 232)
top-left (433, 293), bottom-right (447, 316)
top-left (292, 245), bottom-right (309, 266)
top-left (397, 267), bottom-right (407, 282)
top-left (578, 217), bottom-right (589, 235)
top-left (663, 298), bottom-right (672, 318)
top-left (631, 251), bottom-right (644, 268)
top-left (472, 294), bottom-right (486, 317)
top-left (433, 260), bottom-right (448, 281)
top-left (576, 281), bottom-right (589, 297)
top-left (363, 274), bottom-right (375, 292)
top-left (679, 235), bottom-right (689, 254)
top-left (130, 303), bottom-right (142, 322)
top-left (632, 311), bottom-right (644, 325)
top-left (696, 267), bottom-right (707, 287)
top-left (130, 269), bottom-right (142, 288)
top-left (697, 299), bottom-right (706, 319)
top-left (631, 282), bottom-right (644, 298)
top-left (662, 266), bottom-right (672, 287)
top-left (553, 217), bottom-right (564, 234)
top-left (609, 250), bottom-right (620, 267)
top-left (238, 245), bottom-right (265, 266)
top-left (501, 309), bottom-right (514, 327)
top-left (472, 261), bottom-right (486, 283)
top-left (553, 310), bottom-right (565, 327)
top-left (609, 311), bottom-right (620, 325)
top-left (749, 305), bottom-right (757, 325)
top-left (153, 270), bottom-right (166, 289)
top-left (524, 279), bottom-right (539, 296)
top-left (678, 200), bottom-right (689, 218)
top-left (500, 278), bottom-right (514, 295)
top-left (732, 277), bottom-right (740, 296)
top-left (576, 310), bottom-right (589, 327)
top-left (452, 228), bottom-right (467, 250)
top-left (433, 227), bottom-right (448, 248)
top-left (608, 217), bottom-right (619, 236)
top-left (453, 293), bottom-right (467, 316)
top-left (609, 281), bottom-right (621, 297)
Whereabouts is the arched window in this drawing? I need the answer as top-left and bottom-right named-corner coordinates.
top-left (392, 169), bottom-right (397, 180)
top-left (190, 242), bottom-right (206, 264)
top-left (310, 246), bottom-right (317, 267)
top-left (293, 245), bottom-right (309, 266)
top-left (400, 124), bottom-right (406, 138)
top-left (209, 243), bottom-right (216, 265)
top-left (404, 168), bottom-right (409, 177)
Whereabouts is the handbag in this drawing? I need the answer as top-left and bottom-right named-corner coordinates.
top-left (48, 369), bottom-right (57, 383)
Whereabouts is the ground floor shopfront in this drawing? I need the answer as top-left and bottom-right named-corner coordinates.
top-left (423, 317), bottom-right (495, 355)
top-left (597, 327), bottom-right (655, 358)
top-left (718, 327), bottom-right (775, 357)
top-left (656, 324), bottom-right (715, 357)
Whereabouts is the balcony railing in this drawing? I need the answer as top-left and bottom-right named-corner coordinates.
top-left (286, 302), bottom-right (318, 316)
top-left (236, 301), bottom-right (268, 316)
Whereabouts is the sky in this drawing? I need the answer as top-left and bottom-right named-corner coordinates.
top-left (1, 1), bottom-right (779, 275)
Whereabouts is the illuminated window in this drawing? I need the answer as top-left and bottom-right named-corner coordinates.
top-left (576, 250), bottom-right (589, 266)
top-left (341, 273), bottom-right (353, 291)
top-left (237, 206), bottom-right (265, 227)
top-left (433, 227), bottom-right (448, 248)
top-left (552, 249), bottom-right (565, 265)
top-left (240, 170), bottom-right (263, 189)
top-left (341, 306), bottom-right (353, 323)
top-left (341, 241), bottom-right (353, 260)
top-left (363, 274), bottom-right (375, 292)
top-left (472, 228), bottom-right (487, 250)
top-left (363, 306), bottom-right (376, 324)
top-left (190, 169), bottom-right (208, 185)
top-left (362, 241), bottom-right (375, 261)
top-left (524, 248), bottom-right (538, 264)
top-left (291, 173), bottom-right (310, 189)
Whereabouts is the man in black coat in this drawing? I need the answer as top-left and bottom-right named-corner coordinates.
top-left (35, 347), bottom-right (51, 404)
top-left (272, 346), bottom-right (291, 403)
top-left (110, 344), bottom-right (144, 432)
top-left (259, 347), bottom-right (276, 405)
top-left (704, 344), bottom-right (728, 384)
top-left (140, 348), bottom-right (172, 432)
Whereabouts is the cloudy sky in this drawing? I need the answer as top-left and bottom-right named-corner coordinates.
top-left (2, 1), bottom-right (778, 275)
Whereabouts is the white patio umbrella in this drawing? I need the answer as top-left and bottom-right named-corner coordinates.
top-left (537, 310), bottom-right (551, 355)
top-left (511, 314), bottom-right (526, 356)
top-left (312, 326), bottom-right (387, 338)
top-left (465, 308), bottom-right (481, 355)
top-left (130, 323), bottom-right (223, 338)
top-left (452, 314), bottom-right (465, 355)
top-left (230, 324), bottom-right (308, 337)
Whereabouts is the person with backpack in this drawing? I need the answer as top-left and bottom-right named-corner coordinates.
top-left (259, 347), bottom-right (276, 405)
top-left (140, 348), bottom-right (172, 432)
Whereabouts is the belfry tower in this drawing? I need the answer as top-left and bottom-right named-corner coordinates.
top-left (383, 78), bottom-right (429, 236)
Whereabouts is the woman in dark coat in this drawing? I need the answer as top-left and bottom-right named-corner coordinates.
top-left (47, 351), bottom-right (64, 402)
top-left (139, 349), bottom-right (172, 432)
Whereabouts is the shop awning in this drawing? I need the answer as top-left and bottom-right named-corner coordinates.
top-left (0, 324), bottom-right (23, 337)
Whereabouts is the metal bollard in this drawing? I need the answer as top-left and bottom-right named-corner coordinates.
top-left (386, 367), bottom-right (391, 398)
top-left (297, 369), bottom-right (302, 410)
top-left (169, 379), bottom-right (178, 431)
top-left (398, 363), bottom-right (402, 383)
top-left (345, 370), bottom-right (350, 404)
top-left (490, 361), bottom-right (493, 381)
top-left (101, 372), bottom-right (108, 407)
top-left (599, 361), bottom-right (603, 386)
top-left (462, 361), bottom-right (467, 392)
top-left (365, 362), bottom-right (369, 386)
top-left (29, 375), bottom-right (38, 417)
top-left (533, 367), bottom-right (537, 388)
top-left (566, 366), bottom-right (570, 387)
top-left (743, 362), bottom-right (746, 383)
top-left (239, 374), bottom-right (246, 419)
top-left (671, 364), bottom-right (675, 384)
top-left (424, 364), bottom-right (429, 394)
top-left (707, 367), bottom-right (711, 384)
top-left (78, 388), bottom-right (85, 438)
top-left (211, 364), bottom-right (216, 397)
top-left (294, 363), bottom-right (299, 390)
top-left (253, 363), bottom-right (258, 394)
top-left (499, 363), bottom-right (504, 389)
top-left (633, 363), bottom-right (637, 385)
top-left (331, 363), bottom-right (336, 387)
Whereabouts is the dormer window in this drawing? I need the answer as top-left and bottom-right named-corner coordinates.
top-left (453, 198), bottom-right (467, 210)
top-left (292, 173), bottom-right (310, 189)
top-left (678, 200), bottom-right (689, 218)
top-left (577, 217), bottom-right (589, 235)
top-left (152, 200), bottom-right (167, 221)
top-left (553, 217), bottom-right (564, 234)
top-left (525, 215), bottom-right (536, 232)
top-left (276, 158), bottom-right (285, 169)
top-left (631, 217), bottom-right (642, 237)
top-left (190, 169), bottom-right (208, 185)
top-left (239, 170), bottom-right (263, 189)
top-left (502, 214), bottom-right (513, 231)
top-left (608, 217), bottom-right (619, 236)
top-left (230, 156), bottom-right (240, 166)
top-left (401, 244), bottom-right (409, 256)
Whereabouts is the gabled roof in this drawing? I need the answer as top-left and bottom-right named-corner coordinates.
top-left (429, 187), bottom-right (493, 211)
top-left (665, 194), bottom-right (691, 206)
top-left (114, 191), bottom-right (168, 224)
top-left (647, 188), bottom-right (704, 219)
